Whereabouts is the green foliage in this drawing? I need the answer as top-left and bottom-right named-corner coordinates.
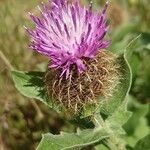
top-left (95, 144), bottom-right (109, 150)
top-left (134, 134), bottom-right (150, 150)
top-left (99, 53), bottom-right (131, 116)
top-left (99, 36), bottom-right (142, 116)
top-left (37, 128), bottom-right (109, 150)
top-left (12, 71), bottom-right (48, 103)
top-left (123, 96), bottom-right (149, 148)
top-left (11, 70), bottom-right (60, 112)
top-left (106, 104), bottom-right (132, 135)
top-left (37, 104), bottom-right (131, 150)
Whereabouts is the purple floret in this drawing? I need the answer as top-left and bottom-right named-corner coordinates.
top-left (26, 0), bottom-right (110, 78)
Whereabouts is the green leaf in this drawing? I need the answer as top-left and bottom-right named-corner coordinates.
top-left (37, 128), bottom-right (110, 150)
top-left (95, 144), bottom-right (109, 150)
top-left (93, 104), bottom-right (132, 136)
top-left (123, 96), bottom-right (149, 147)
top-left (100, 54), bottom-right (131, 115)
top-left (100, 35), bottom-right (141, 116)
top-left (11, 70), bottom-right (53, 108)
top-left (124, 96), bottom-right (149, 134)
top-left (37, 103), bottom-right (132, 150)
top-left (134, 134), bottom-right (150, 150)
top-left (82, 36), bottom-right (139, 117)
top-left (92, 105), bottom-right (131, 150)
top-left (106, 104), bottom-right (132, 135)
top-left (141, 33), bottom-right (150, 46)
top-left (82, 42), bottom-right (133, 117)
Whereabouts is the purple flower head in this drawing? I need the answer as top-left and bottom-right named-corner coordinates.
top-left (26, 0), bottom-right (110, 78)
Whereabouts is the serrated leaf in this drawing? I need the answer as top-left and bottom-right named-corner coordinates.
top-left (37, 128), bottom-right (110, 150)
top-left (12, 70), bottom-right (52, 107)
top-left (134, 134), bottom-right (150, 150)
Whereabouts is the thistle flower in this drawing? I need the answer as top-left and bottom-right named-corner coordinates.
top-left (26, 0), bottom-right (120, 114)
top-left (26, 0), bottom-right (110, 77)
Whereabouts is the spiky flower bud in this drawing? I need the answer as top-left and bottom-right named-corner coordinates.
top-left (45, 50), bottom-right (120, 113)
top-left (26, 0), bottom-right (120, 114)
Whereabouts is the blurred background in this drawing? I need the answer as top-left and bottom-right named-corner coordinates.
top-left (0, 0), bottom-right (149, 149)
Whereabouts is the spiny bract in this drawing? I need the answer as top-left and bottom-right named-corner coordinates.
top-left (26, 0), bottom-right (120, 114)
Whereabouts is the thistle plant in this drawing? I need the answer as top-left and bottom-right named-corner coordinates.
top-left (12, 0), bottom-right (138, 149)
top-left (25, 0), bottom-right (120, 114)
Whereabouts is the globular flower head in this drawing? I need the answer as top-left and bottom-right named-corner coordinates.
top-left (26, 0), bottom-right (120, 115)
top-left (26, 0), bottom-right (110, 77)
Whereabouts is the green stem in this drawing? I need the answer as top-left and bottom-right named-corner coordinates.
top-left (92, 114), bottom-right (127, 150)
top-left (92, 114), bottom-right (104, 128)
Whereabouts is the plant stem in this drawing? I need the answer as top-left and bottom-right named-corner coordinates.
top-left (0, 134), bottom-right (5, 150)
top-left (92, 114), bottom-right (104, 128)
top-left (0, 50), bottom-right (14, 70)
top-left (92, 114), bottom-right (127, 150)
top-left (0, 50), bottom-right (44, 120)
